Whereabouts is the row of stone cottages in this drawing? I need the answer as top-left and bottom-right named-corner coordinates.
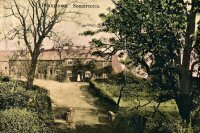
top-left (0, 47), bottom-right (118, 82)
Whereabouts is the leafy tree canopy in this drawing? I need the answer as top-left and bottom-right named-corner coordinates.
top-left (83, 0), bottom-right (200, 124)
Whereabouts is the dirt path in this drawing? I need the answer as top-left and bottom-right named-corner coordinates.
top-left (33, 79), bottom-right (108, 126)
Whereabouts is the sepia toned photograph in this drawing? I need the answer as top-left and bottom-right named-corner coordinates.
top-left (0, 0), bottom-right (199, 132)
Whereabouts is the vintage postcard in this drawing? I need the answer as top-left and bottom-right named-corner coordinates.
top-left (0, 0), bottom-right (199, 133)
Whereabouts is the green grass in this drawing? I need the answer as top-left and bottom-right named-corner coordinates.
top-left (92, 80), bottom-right (178, 112)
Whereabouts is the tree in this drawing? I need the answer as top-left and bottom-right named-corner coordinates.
top-left (83, 0), bottom-right (200, 125)
top-left (5, 0), bottom-right (67, 89)
top-left (72, 59), bottom-right (85, 81)
top-left (85, 60), bottom-right (97, 77)
top-left (36, 61), bottom-right (51, 79)
top-left (52, 35), bottom-right (73, 64)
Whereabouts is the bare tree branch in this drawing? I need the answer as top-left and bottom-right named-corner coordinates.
top-left (4, 0), bottom-right (68, 88)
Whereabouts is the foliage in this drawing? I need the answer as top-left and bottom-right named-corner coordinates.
top-left (72, 59), bottom-right (85, 81)
top-left (192, 115), bottom-right (200, 133)
top-left (72, 59), bottom-right (97, 81)
top-left (0, 76), bottom-right (10, 82)
top-left (91, 72), bottom-right (153, 108)
top-left (112, 112), bottom-right (148, 133)
top-left (111, 109), bottom-right (181, 133)
top-left (85, 60), bottom-right (97, 75)
top-left (72, 59), bottom-right (86, 74)
top-left (144, 114), bottom-right (180, 133)
top-left (96, 65), bottom-right (112, 75)
top-left (52, 35), bottom-right (74, 63)
top-left (96, 72), bottom-right (148, 99)
top-left (0, 108), bottom-right (42, 133)
top-left (0, 80), bottom-right (53, 131)
top-left (28, 92), bottom-right (53, 126)
top-left (90, 0), bottom-right (185, 98)
top-left (55, 64), bottom-right (67, 82)
top-left (4, 0), bottom-right (68, 88)
top-left (107, 71), bottom-right (145, 84)
top-left (89, 80), bottom-right (118, 107)
top-left (83, 0), bottom-right (200, 123)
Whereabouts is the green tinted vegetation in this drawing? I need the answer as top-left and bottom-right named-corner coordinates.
top-left (0, 77), bottom-right (53, 132)
top-left (89, 72), bottom-right (200, 132)
top-left (0, 108), bottom-right (42, 133)
top-left (83, 0), bottom-right (200, 126)
top-left (92, 72), bottom-right (177, 111)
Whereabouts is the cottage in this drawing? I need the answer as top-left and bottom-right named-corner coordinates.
top-left (0, 47), bottom-right (111, 82)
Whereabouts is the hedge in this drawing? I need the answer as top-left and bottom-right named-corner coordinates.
top-left (88, 80), bottom-right (118, 108)
top-left (0, 79), bottom-right (54, 132)
top-left (0, 108), bottom-right (42, 133)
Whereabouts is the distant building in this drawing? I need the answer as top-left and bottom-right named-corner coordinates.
top-left (0, 47), bottom-right (111, 82)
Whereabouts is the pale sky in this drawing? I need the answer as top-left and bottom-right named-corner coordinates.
top-left (0, 0), bottom-right (199, 50)
top-left (0, 0), bottom-right (115, 50)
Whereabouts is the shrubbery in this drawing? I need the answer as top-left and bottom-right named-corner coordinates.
top-left (0, 78), bottom-right (53, 132)
top-left (144, 114), bottom-right (180, 133)
top-left (0, 76), bottom-right (10, 82)
top-left (0, 81), bottom-right (30, 110)
top-left (93, 72), bottom-right (149, 99)
top-left (89, 81), bottom-right (118, 107)
top-left (110, 110), bottom-right (182, 133)
top-left (112, 112), bottom-right (148, 133)
top-left (0, 108), bottom-right (42, 133)
top-left (90, 73), bottom-right (195, 132)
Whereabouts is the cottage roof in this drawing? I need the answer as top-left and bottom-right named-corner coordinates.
top-left (0, 50), bottom-right (19, 61)
top-left (0, 48), bottom-right (108, 62)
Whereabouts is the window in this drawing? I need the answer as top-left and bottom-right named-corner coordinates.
top-left (85, 71), bottom-right (91, 78)
top-left (67, 60), bottom-right (73, 65)
top-left (56, 70), bottom-right (61, 75)
top-left (68, 61), bottom-right (72, 65)
top-left (67, 71), bottom-right (72, 77)
top-left (68, 73), bottom-right (72, 77)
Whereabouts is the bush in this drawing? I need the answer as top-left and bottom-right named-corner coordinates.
top-left (144, 114), bottom-right (180, 133)
top-left (15, 80), bottom-right (49, 94)
top-left (0, 76), bottom-right (10, 82)
top-left (32, 84), bottom-right (49, 94)
top-left (0, 108), bottom-right (42, 133)
top-left (111, 111), bottom-right (180, 133)
top-left (0, 80), bottom-right (54, 132)
top-left (192, 116), bottom-right (200, 133)
top-left (112, 114), bottom-right (147, 133)
top-left (0, 82), bottom-right (29, 110)
top-left (28, 92), bottom-right (53, 124)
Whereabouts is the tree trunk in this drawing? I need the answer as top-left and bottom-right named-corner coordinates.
top-left (117, 74), bottom-right (126, 108)
top-left (176, 10), bottom-right (196, 125)
top-left (117, 85), bottom-right (125, 108)
top-left (26, 54), bottom-right (38, 89)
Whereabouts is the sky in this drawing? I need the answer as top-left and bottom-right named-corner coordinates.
top-left (0, 0), bottom-right (115, 50)
top-left (0, 0), bottom-right (199, 50)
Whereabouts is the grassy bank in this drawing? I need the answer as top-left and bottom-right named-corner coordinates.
top-left (90, 79), bottom-right (178, 112)
top-left (89, 77), bottom-right (185, 132)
